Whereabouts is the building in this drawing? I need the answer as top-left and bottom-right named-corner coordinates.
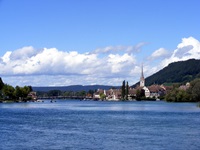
top-left (106, 89), bottom-right (121, 101)
top-left (148, 84), bottom-right (166, 98)
top-left (139, 64), bottom-right (150, 97)
top-left (28, 91), bottom-right (37, 100)
top-left (93, 88), bottom-right (121, 101)
top-left (179, 82), bottom-right (190, 90)
top-left (138, 64), bottom-right (167, 99)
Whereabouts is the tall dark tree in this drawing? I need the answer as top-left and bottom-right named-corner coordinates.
top-left (0, 77), bottom-right (4, 91)
top-left (125, 81), bottom-right (129, 100)
top-left (121, 80), bottom-right (126, 100)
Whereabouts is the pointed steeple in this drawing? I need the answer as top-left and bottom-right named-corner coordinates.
top-left (141, 63), bottom-right (144, 79)
top-left (140, 64), bottom-right (145, 87)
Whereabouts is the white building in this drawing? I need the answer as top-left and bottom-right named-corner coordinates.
top-left (139, 64), bottom-right (150, 97)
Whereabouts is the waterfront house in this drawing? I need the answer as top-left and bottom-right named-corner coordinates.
top-left (28, 91), bottom-right (37, 100)
top-left (106, 89), bottom-right (121, 100)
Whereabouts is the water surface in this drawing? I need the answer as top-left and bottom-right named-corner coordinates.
top-left (0, 100), bottom-right (199, 150)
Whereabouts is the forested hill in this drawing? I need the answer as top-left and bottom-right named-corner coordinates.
top-left (143, 59), bottom-right (200, 86)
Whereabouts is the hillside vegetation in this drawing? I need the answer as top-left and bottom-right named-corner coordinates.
top-left (145, 59), bottom-right (200, 86)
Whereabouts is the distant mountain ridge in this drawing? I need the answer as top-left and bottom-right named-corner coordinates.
top-left (32, 85), bottom-right (118, 92)
top-left (143, 59), bottom-right (200, 86)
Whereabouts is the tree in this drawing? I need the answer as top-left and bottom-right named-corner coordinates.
top-left (0, 81), bottom-right (34, 101)
top-left (48, 90), bottom-right (62, 97)
top-left (100, 93), bottom-right (106, 100)
top-left (28, 86), bottom-right (33, 92)
top-left (190, 79), bottom-right (200, 101)
top-left (21, 86), bottom-right (32, 100)
top-left (15, 86), bottom-right (23, 100)
top-left (0, 77), bottom-right (4, 91)
top-left (136, 88), bottom-right (145, 100)
top-left (176, 89), bottom-right (190, 102)
top-left (125, 81), bottom-right (129, 100)
top-left (88, 90), bottom-right (94, 95)
top-left (121, 80), bottom-right (125, 100)
top-left (165, 88), bottom-right (190, 102)
top-left (2, 84), bottom-right (15, 100)
top-left (79, 90), bottom-right (86, 96)
top-left (87, 90), bottom-right (94, 98)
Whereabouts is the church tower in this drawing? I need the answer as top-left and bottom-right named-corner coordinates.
top-left (140, 64), bottom-right (145, 87)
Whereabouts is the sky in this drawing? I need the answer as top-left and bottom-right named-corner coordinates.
top-left (0, 0), bottom-right (200, 87)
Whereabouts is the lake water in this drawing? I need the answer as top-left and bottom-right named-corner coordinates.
top-left (0, 100), bottom-right (200, 150)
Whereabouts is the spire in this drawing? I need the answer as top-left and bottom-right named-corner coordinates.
top-left (140, 63), bottom-right (145, 87)
top-left (141, 63), bottom-right (144, 79)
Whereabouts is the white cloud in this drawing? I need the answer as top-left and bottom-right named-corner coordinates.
top-left (107, 53), bottom-right (136, 73)
top-left (10, 46), bottom-right (36, 60)
top-left (0, 46), bottom-right (139, 86)
top-left (160, 37), bottom-right (200, 68)
top-left (0, 47), bottom-right (101, 76)
top-left (1, 51), bottom-right (12, 63)
top-left (149, 48), bottom-right (169, 60)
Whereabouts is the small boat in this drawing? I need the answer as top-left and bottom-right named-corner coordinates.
top-left (36, 100), bottom-right (44, 102)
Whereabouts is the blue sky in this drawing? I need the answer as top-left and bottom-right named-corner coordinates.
top-left (0, 0), bottom-right (200, 86)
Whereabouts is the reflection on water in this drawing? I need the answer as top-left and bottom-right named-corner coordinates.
top-left (0, 100), bottom-right (199, 150)
top-left (0, 100), bottom-right (199, 112)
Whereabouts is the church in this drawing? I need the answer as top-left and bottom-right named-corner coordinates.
top-left (92, 64), bottom-right (167, 100)
top-left (139, 64), bottom-right (150, 97)
top-left (139, 65), bottom-right (165, 99)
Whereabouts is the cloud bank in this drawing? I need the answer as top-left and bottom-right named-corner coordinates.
top-left (160, 37), bottom-right (200, 68)
top-left (0, 45), bottom-right (138, 86)
top-left (0, 47), bottom-right (136, 76)
top-left (0, 37), bottom-right (200, 86)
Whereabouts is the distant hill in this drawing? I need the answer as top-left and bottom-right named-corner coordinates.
top-left (146, 59), bottom-right (200, 85)
top-left (134, 59), bottom-right (200, 86)
top-left (32, 85), bottom-right (119, 92)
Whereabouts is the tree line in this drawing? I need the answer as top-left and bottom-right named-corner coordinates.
top-left (0, 78), bottom-right (33, 102)
top-left (36, 89), bottom-right (95, 98)
top-left (165, 78), bottom-right (200, 102)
